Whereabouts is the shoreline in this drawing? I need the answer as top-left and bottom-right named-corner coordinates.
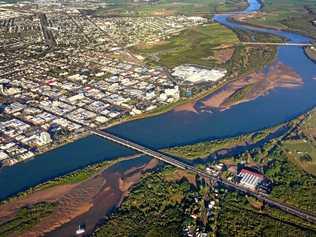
top-left (0, 0), bottom-right (283, 170)
top-left (0, 74), bottom-right (237, 170)
top-left (0, 44), bottom-right (285, 171)
top-left (0, 155), bottom-right (159, 237)
top-left (2, 0), bottom-right (313, 199)
top-left (0, 153), bottom-right (143, 204)
top-left (3, 103), bottom-right (314, 204)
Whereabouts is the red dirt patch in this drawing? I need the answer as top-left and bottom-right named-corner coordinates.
top-left (214, 47), bottom-right (235, 64)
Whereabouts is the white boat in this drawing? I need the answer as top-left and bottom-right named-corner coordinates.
top-left (76, 224), bottom-right (86, 235)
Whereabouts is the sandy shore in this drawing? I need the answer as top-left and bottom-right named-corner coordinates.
top-left (174, 102), bottom-right (198, 113)
top-left (0, 157), bottom-right (159, 237)
top-left (0, 184), bottom-right (78, 220)
top-left (201, 61), bottom-right (303, 111)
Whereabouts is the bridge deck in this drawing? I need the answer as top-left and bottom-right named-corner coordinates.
top-left (92, 129), bottom-right (316, 224)
top-left (240, 42), bottom-right (312, 46)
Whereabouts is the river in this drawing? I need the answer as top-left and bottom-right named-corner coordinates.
top-left (0, 0), bottom-right (315, 201)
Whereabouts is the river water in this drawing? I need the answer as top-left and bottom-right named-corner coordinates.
top-left (0, 0), bottom-right (315, 200)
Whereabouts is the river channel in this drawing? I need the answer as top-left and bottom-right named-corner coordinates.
top-left (0, 0), bottom-right (315, 201)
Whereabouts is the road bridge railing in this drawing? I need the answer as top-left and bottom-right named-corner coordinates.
top-left (91, 129), bottom-right (316, 224)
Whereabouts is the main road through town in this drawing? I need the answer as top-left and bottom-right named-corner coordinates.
top-left (91, 129), bottom-right (316, 224)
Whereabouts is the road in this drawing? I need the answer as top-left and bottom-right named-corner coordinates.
top-left (38, 13), bottom-right (56, 48)
top-left (5, 75), bottom-right (316, 224)
top-left (91, 129), bottom-right (316, 224)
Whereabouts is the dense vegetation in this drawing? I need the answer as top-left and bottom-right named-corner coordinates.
top-left (0, 202), bottom-right (57, 237)
top-left (133, 23), bottom-right (239, 68)
top-left (226, 44), bottom-right (276, 76)
top-left (218, 192), bottom-right (316, 237)
top-left (223, 82), bottom-right (256, 106)
top-left (93, 169), bottom-right (192, 237)
top-left (224, 30), bottom-right (281, 77)
top-left (266, 147), bottom-right (316, 215)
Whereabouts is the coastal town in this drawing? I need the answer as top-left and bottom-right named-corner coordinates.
top-left (1, 0), bottom-right (316, 236)
top-left (0, 2), bottom-right (227, 166)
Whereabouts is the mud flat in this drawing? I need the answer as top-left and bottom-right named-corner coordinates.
top-left (45, 158), bottom-right (159, 237)
top-left (201, 61), bottom-right (303, 111)
top-left (173, 102), bottom-right (198, 113)
top-left (0, 157), bottom-right (158, 237)
top-left (0, 184), bottom-right (78, 220)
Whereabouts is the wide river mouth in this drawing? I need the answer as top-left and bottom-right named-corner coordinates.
top-left (0, 0), bottom-right (316, 200)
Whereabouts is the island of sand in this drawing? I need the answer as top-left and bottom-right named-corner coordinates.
top-left (201, 61), bottom-right (303, 111)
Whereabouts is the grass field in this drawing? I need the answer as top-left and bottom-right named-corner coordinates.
top-left (246, 0), bottom-right (316, 38)
top-left (132, 23), bottom-right (239, 68)
top-left (283, 140), bottom-right (316, 176)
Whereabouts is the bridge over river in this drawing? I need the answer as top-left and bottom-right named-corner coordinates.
top-left (240, 42), bottom-right (313, 46)
top-left (91, 129), bottom-right (316, 224)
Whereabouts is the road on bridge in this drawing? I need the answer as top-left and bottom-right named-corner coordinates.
top-left (91, 129), bottom-right (316, 224)
top-left (240, 42), bottom-right (312, 47)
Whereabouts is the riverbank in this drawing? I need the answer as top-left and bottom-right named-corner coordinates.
top-left (0, 155), bottom-right (157, 237)
top-left (92, 166), bottom-right (202, 237)
top-left (0, 154), bottom-right (142, 204)
top-left (164, 120), bottom-right (288, 161)
top-left (1, 15), bottom-right (284, 170)
top-left (201, 61), bottom-right (303, 111)
top-left (0, 130), bottom-right (90, 170)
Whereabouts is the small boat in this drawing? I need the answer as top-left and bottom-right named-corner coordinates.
top-left (76, 224), bottom-right (86, 235)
